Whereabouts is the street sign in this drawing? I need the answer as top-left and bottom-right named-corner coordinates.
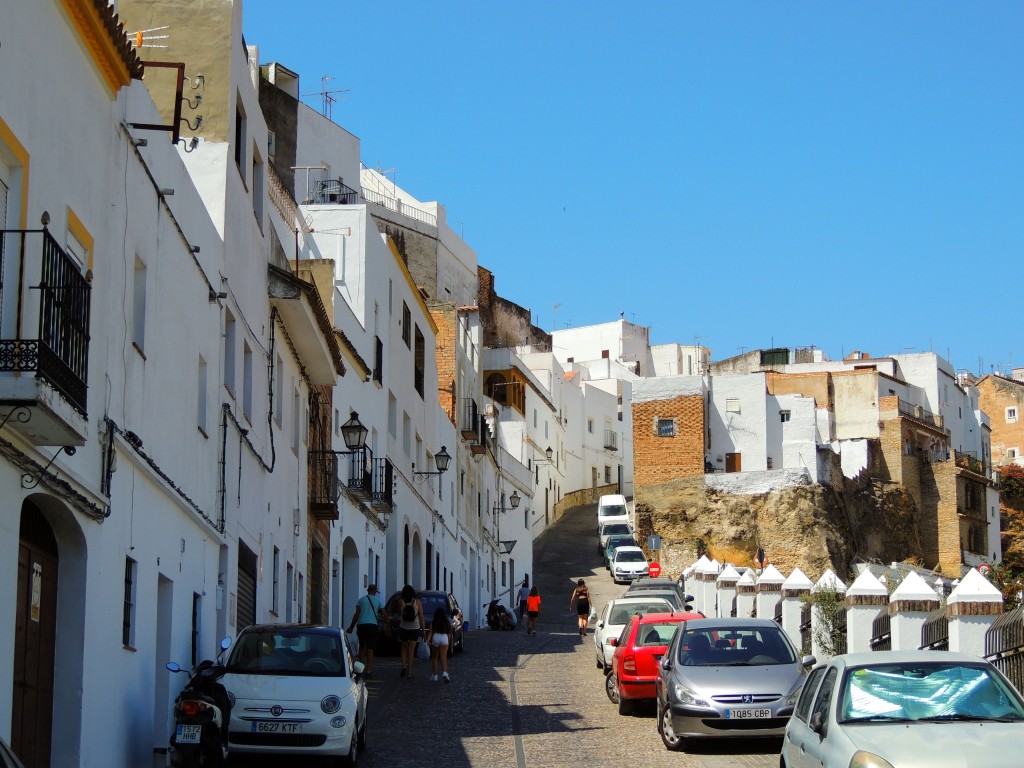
top-left (648, 562), bottom-right (662, 577)
top-left (979, 563), bottom-right (991, 576)
top-left (648, 535), bottom-right (662, 551)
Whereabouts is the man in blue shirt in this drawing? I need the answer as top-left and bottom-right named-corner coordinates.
top-left (347, 584), bottom-right (387, 677)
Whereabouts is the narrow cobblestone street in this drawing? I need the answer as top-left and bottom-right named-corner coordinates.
top-left (348, 504), bottom-right (780, 768)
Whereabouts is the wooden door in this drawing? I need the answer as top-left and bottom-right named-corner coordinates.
top-left (725, 453), bottom-right (742, 473)
top-left (13, 510), bottom-right (59, 768)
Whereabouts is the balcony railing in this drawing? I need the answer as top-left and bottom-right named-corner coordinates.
top-left (897, 398), bottom-right (944, 430)
top-left (314, 178), bottom-right (360, 205)
top-left (0, 228), bottom-right (91, 415)
top-left (604, 428), bottom-right (618, 451)
top-left (955, 450), bottom-right (986, 477)
top-left (361, 187), bottom-right (438, 227)
top-left (308, 447), bottom-right (394, 518)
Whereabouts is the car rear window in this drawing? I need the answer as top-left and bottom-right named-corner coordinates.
top-left (637, 622), bottom-right (680, 646)
top-left (227, 629), bottom-right (347, 676)
top-left (599, 504), bottom-right (627, 517)
top-left (602, 523), bottom-right (631, 536)
top-left (419, 594), bottom-right (450, 617)
top-left (677, 625), bottom-right (797, 666)
top-left (609, 602), bottom-right (670, 624)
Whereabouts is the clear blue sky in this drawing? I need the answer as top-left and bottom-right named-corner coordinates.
top-left (244, 2), bottom-right (1022, 376)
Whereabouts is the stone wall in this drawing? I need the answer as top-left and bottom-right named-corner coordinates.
top-left (430, 305), bottom-right (458, 425)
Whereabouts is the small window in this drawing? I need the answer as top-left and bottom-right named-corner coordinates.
top-left (123, 557), bottom-right (138, 648)
top-left (402, 302), bottom-right (411, 347)
top-left (242, 342), bottom-right (254, 422)
top-left (1007, 407), bottom-right (1018, 424)
top-left (1008, 448), bottom-right (1019, 459)
top-left (234, 98), bottom-right (247, 182)
top-left (780, 410), bottom-right (791, 423)
top-left (567, 357), bottom-right (574, 363)
top-left (191, 593), bottom-right (201, 667)
top-left (726, 398), bottom-right (740, 413)
top-left (272, 547), bottom-right (280, 614)
top-left (132, 257), bottom-right (147, 352)
top-left (601, 349), bottom-right (610, 359)
top-left (197, 356), bottom-right (208, 433)
top-left (224, 311), bottom-right (237, 396)
top-left (657, 419), bottom-right (676, 437)
top-left (588, 418), bottom-right (594, 434)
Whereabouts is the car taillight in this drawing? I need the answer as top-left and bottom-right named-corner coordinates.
top-left (624, 655), bottom-right (636, 674)
top-left (181, 700), bottom-right (204, 717)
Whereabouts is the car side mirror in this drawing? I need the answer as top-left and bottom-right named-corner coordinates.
top-left (166, 662), bottom-right (181, 673)
top-left (660, 658), bottom-right (671, 671)
top-left (801, 655), bottom-right (817, 669)
top-left (609, 638), bottom-right (617, 647)
top-left (352, 661), bottom-right (365, 678)
top-left (598, 621), bottom-right (605, 628)
top-left (684, 595), bottom-right (695, 603)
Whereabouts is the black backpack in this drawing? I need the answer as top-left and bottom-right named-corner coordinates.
top-left (402, 600), bottom-right (416, 622)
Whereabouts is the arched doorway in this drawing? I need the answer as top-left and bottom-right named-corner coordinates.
top-left (12, 501), bottom-right (59, 767)
top-left (341, 537), bottom-right (360, 627)
top-left (411, 530), bottom-right (423, 589)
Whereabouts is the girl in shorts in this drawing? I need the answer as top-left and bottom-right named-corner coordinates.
top-left (427, 606), bottom-right (452, 682)
top-left (569, 579), bottom-right (591, 636)
top-left (526, 586), bottom-right (541, 635)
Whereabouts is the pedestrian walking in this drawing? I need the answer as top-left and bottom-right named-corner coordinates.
top-left (526, 586), bottom-right (541, 635)
top-left (515, 575), bottom-right (531, 626)
top-left (397, 584), bottom-right (425, 679)
top-left (569, 579), bottom-right (591, 636)
top-left (427, 606), bottom-right (453, 682)
top-left (346, 584), bottom-right (388, 677)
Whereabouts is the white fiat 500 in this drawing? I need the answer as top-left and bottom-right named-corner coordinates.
top-left (222, 624), bottom-right (367, 765)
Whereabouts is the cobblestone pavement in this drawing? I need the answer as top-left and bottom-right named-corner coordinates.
top-left (236, 505), bottom-right (779, 767)
top-left (351, 505), bottom-right (780, 768)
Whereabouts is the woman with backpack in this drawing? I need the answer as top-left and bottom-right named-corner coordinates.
top-left (397, 584), bottom-right (425, 679)
top-left (569, 579), bottom-right (591, 637)
top-left (426, 606), bottom-right (453, 682)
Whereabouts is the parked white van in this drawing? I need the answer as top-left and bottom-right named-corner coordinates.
top-left (596, 493), bottom-right (630, 532)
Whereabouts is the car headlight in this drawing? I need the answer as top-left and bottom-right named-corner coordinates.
top-left (330, 716), bottom-right (347, 728)
top-left (673, 683), bottom-right (709, 707)
top-left (226, 691), bottom-right (236, 708)
top-left (321, 695), bottom-right (342, 714)
top-left (849, 752), bottom-right (895, 768)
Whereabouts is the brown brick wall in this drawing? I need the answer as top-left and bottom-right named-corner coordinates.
top-left (766, 371), bottom-right (831, 406)
top-left (431, 306), bottom-right (458, 425)
top-left (933, 461), bottom-right (961, 574)
top-left (633, 395), bottom-right (705, 487)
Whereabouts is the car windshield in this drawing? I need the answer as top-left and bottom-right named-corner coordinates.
top-left (616, 550), bottom-right (647, 563)
top-left (677, 625), bottom-right (797, 666)
top-left (226, 629), bottom-right (347, 677)
top-left (600, 504), bottom-right (627, 517)
top-left (602, 524), bottom-right (630, 537)
top-left (839, 662), bottom-right (1024, 723)
top-left (609, 602), bottom-right (670, 624)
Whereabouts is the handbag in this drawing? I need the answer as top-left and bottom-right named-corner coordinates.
top-left (416, 639), bottom-right (430, 660)
top-left (370, 597), bottom-right (390, 634)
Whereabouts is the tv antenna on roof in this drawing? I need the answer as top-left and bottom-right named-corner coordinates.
top-left (302, 76), bottom-right (349, 120)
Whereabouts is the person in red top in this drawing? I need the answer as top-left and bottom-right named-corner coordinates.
top-left (526, 586), bottom-right (541, 635)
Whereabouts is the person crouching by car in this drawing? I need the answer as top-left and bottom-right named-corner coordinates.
top-left (427, 606), bottom-right (453, 682)
top-left (397, 584), bottom-right (425, 679)
top-left (347, 584), bottom-right (387, 678)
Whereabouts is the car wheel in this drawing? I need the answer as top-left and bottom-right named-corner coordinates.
top-left (596, 654), bottom-right (604, 670)
top-left (457, 629), bottom-right (465, 653)
top-left (340, 729), bottom-right (359, 767)
top-left (605, 671), bottom-right (619, 704)
top-left (659, 704), bottom-right (684, 751)
top-left (617, 692), bottom-right (634, 716)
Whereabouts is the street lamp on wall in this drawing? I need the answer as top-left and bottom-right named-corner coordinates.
top-left (340, 411), bottom-right (368, 452)
top-left (412, 445), bottom-right (451, 480)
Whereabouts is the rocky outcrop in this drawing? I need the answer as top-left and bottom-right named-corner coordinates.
top-left (636, 474), bottom-right (923, 581)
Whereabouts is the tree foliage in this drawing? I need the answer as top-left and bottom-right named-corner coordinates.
top-left (802, 586), bottom-right (846, 657)
top-left (1001, 464), bottom-right (1024, 499)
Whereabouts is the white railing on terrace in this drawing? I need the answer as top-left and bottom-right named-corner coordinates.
top-left (361, 187), bottom-right (437, 227)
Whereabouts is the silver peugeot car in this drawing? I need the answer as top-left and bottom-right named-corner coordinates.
top-left (655, 617), bottom-right (814, 750)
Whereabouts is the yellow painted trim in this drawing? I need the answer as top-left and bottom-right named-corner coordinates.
top-left (387, 237), bottom-right (439, 336)
top-left (0, 116), bottom-right (29, 229)
top-left (60, 0), bottom-right (132, 95)
top-left (65, 206), bottom-right (94, 272)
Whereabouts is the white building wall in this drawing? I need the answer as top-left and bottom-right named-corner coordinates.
top-left (708, 374), bottom-right (769, 473)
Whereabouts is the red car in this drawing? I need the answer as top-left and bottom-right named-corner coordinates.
top-left (606, 611), bottom-right (703, 715)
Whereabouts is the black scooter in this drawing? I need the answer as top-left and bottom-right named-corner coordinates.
top-left (166, 637), bottom-right (233, 767)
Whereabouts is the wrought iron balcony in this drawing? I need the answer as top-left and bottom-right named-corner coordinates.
top-left (0, 225), bottom-right (91, 445)
top-left (314, 178), bottom-right (360, 205)
top-left (307, 446), bottom-right (393, 519)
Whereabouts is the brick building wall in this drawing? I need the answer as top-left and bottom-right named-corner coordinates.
top-left (632, 394), bottom-right (705, 486)
top-left (430, 304), bottom-right (458, 425)
top-left (977, 375), bottom-right (1024, 468)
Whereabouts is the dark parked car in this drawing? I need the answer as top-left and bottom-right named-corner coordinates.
top-left (382, 590), bottom-right (465, 655)
top-left (625, 576), bottom-right (691, 607)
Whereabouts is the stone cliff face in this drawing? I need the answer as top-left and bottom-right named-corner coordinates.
top-left (635, 475), bottom-right (923, 582)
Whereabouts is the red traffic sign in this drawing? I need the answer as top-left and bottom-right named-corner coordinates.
top-left (648, 562), bottom-right (662, 577)
top-left (979, 563), bottom-right (991, 576)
